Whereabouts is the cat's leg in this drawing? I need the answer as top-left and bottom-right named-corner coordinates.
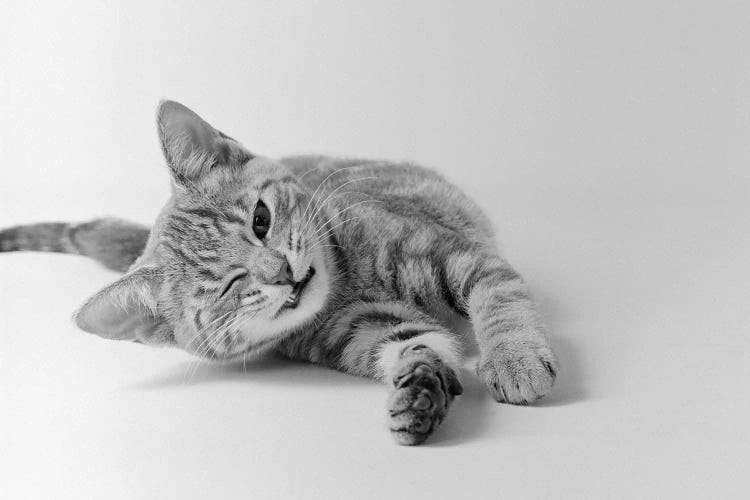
top-left (447, 251), bottom-right (558, 404)
top-left (279, 302), bottom-right (463, 445)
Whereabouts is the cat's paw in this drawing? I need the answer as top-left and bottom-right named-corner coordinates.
top-left (477, 335), bottom-right (557, 405)
top-left (387, 345), bottom-right (463, 445)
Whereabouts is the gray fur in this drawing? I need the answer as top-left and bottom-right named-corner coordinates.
top-left (0, 218), bottom-right (149, 272)
top-left (0, 100), bottom-right (557, 445)
top-left (387, 345), bottom-right (463, 445)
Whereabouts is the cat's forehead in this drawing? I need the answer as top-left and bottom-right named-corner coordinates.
top-left (177, 159), bottom-right (302, 202)
top-left (173, 181), bottom-right (304, 217)
top-left (161, 178), bottom-right (304, 246)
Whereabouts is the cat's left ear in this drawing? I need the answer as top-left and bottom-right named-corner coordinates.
top-left (156, 100), bottom-right (254, 185)
top-left (74, 266), bottom-right (171, 345)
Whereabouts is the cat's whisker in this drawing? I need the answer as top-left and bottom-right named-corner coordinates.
top-left (307, 215), bottom-right (382, 249)
top-left (297, 190), bottom-right (367, 244)
top-left (185, 328), bottom-right (225, 380)
top-left (301, 167), bottom-right (346, 224)
top-left (184, 305), bottom-right (251, 381)
top-left (312, 223), bottom-right (390, 256)
top-left (310, 199), bottom-right (382, 237)
top-left (301, 177), bottom-right (377, 236)
top-left (196, 309), bottom-right (234, 337)
top-left (214, 304), bottom-right (261, 356)
top-left (300, 166), bottom-right (371, 233)
top-left (189, 308), bottom-right (235, 353)
top-left (307, 219), bottom-right (387, 255)
top-left (216, 307), bottom-right (266, 366)
top-left (243, 342), bottom-right (249, 375)
top-left (187, 322), bottom-right (234, 381)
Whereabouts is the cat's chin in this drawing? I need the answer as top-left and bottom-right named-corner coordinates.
top-left (236, 254), bottom-right (331, 348)
top-left (271, 260), bottom-right (328, 322)
top-left (277, 266), bottom-right (316, 312)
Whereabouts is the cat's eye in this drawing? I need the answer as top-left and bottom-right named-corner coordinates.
top-left (219, 269), bottom-right (248, 298)
top-left (252, 200), bottom-right (271, 240)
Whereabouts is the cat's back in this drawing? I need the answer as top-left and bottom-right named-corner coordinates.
top-left (281, 155), bottom-right (493, 240)
top-left (282, 156), bottom-right (494, 256)
top-left (281, 155), bottom-right (498, 314)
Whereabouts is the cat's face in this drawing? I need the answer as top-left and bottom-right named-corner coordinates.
top-left (74, 101), bottom-right (333, 358)
top-left (155, 166), bottom-right (332, 358)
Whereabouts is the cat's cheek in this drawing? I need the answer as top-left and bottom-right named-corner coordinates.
top-left (305, 252), bottom-right (331, 308)
top-left (171, 318), bottom-right (204, 353)
top-left (262, 286), bottom-right (295, 317)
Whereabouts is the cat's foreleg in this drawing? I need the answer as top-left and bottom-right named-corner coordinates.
top-left (378, 333), bottom-right (463, 445)
top-left (283, 302), bottom-right (463, 445)
top-left (448, 252), bottom-right (558, 404)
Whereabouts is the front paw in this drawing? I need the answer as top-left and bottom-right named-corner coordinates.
top-left (387, 346), bottom-right (463, 445)
top-left (477, 336), bottom-right (557, 405)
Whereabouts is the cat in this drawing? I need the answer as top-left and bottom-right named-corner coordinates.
top-left (0, 100), bottom-right (558, 445)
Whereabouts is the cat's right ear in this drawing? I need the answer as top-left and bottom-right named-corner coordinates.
top-left (156, 100), bottom-right (254, 185)
top-left (74, 266), bottom-right (170, 344)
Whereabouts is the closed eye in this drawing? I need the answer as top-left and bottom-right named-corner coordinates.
top-left (219, 269), bottom-right (248, 298)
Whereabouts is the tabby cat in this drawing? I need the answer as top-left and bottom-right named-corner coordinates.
top-left (0, 101), bottom-right (557, 445)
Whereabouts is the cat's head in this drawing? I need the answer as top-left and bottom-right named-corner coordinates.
top-left (74, 101), bottom-right (333, 359)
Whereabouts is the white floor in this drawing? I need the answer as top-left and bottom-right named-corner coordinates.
top-left (2, 2), bottom-right (749, 499)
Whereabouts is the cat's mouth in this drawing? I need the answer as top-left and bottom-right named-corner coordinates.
top-left (281, 267), bottom-right (316, 310)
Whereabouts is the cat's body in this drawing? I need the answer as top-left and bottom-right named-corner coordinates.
top-left (0, 101), bottom-right (557, 445)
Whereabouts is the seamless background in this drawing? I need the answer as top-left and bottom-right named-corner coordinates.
top-left (2, 1), bottom-right (749, 498)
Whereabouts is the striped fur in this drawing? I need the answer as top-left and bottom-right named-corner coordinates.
top-left (0, 218), bottom-right (149, 272)
top-left (0, 100), bottom-right (557, 445)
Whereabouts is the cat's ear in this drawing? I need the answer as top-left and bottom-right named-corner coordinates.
top-left (75, 266), bottom-right (168, 343)
top-left (156, 100), bottom-right (254, 184)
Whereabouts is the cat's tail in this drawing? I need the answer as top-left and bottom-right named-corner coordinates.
top-left (0, 218), bottom-right (150, 273)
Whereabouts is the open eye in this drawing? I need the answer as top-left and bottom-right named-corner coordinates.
top-left (252, 200), bottom-right (271, 239)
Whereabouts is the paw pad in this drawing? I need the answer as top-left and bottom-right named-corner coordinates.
top-left (387, 351), bottom-right (462, 446)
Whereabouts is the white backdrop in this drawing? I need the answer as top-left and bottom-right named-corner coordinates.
top-left (2, 1), bottom-right (749, 499)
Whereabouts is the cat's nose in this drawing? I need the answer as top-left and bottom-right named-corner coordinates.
top-left (269, 259), bottom-right (294, 285)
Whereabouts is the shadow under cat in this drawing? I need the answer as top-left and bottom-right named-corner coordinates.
top-left (126, 327), bottom-right (585, 446)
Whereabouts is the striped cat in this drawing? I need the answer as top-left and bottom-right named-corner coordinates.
top-left (0, 101), bottom-right (557, 445)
